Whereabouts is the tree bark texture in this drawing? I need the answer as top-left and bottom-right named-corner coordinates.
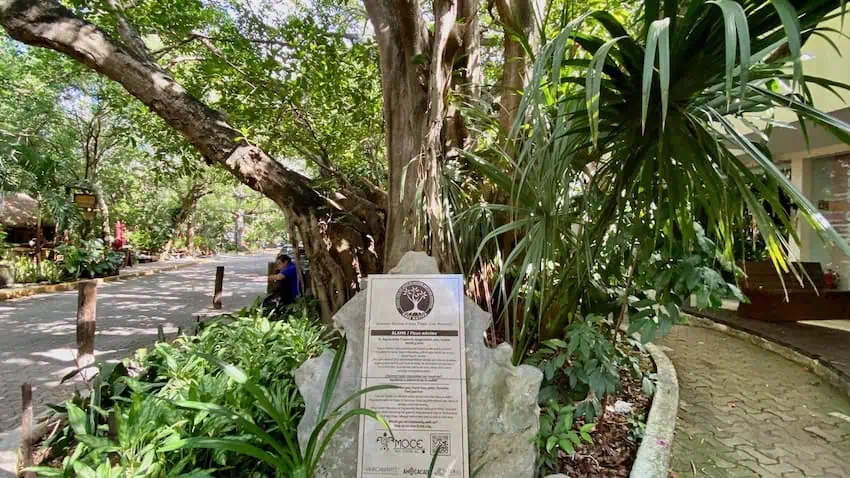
top-left (364, 0), bottom-right (480, 271)
top-left (92, 182), bottom-right (111, 240)
top-left (0, 0), bottom-right (380, 321)
top-left (76, 280), bottom-right (97, 368)
top-left (495, 0), bottom-right (544, 133)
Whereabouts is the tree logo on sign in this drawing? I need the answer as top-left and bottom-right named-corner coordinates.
top-left (395, 281), bottom-right (434, 320)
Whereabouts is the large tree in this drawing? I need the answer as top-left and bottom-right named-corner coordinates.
top-left (0, 0), bottom-right (542, 319)
top-left (0, 0), bottom-right (382, 319)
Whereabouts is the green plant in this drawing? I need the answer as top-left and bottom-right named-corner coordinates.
top-left (536, 400), bottom-right (595, 473)
top-left (1, 256), bottom-right (66, 284)
top-left (461, 0), bottom-right (850, 367)
top-left (38, 259), bottom-right (64, 283)
top-left (627, 411), bottom-right (647, 445)
top-left (8, 255), bottom-right (38, 283)
top-left (529, 317), bottom-right (622, 419)
top-left (128, 229), bottom-right (171, 254)
top-left (57, 239), bottom-right (124, 279)
top-left (164, 338), bottom-right (395, 478)
top-left (31, 302), bottom-right (336, 477)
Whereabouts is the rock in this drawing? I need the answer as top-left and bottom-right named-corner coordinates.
top-left (608, 400), bottom-right (633, 415)
top-left (294, 251), bottom-right (543, 478)
top-left (0, 265), bottom-right (14, 288)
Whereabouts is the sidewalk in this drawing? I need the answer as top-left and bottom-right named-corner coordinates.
top-left (685, 307), bottom-right (850, 385)
top-left (0, 257), bottom-right (203, 302)
top-left (659, 326), bottom-right (850, 477)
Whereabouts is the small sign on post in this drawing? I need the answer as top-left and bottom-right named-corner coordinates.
top-left (72, 193), bottom-right (97, 209)
top-left (213, 266), bottom-right (225, 309)
top-left (358, 275), bottom-right (469, 478)
top-left (76, 281), bottom-right (97, 371)
top-left (267, 262), bottom-right (277, 294)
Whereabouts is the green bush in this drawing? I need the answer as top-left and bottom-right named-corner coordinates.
top-left (0, 256), bottom-right (66, 284)
top-left (128, 229), bottom-right (171, 254)
top-left (32, 303), bottom-right (333, 477)
top-left (57, 239), bottom-right (125, 279)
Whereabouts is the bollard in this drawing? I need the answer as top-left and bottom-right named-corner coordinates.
top-left (267, 262), bottom-right (277, 293)
top-left (21, 383), bottom-right (34, 478)
top-left (213, 266), bottom-right (224, 309)
top-left (76, 281), bottom-right (97, 370)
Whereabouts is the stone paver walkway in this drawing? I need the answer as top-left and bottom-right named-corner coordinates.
top-left (685, 307), bottom-right (850, 382)
top-left (659, 325), bottom-right (850, 477)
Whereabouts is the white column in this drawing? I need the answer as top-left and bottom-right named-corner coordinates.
top-left (790, 156), bottom-right (815, 261)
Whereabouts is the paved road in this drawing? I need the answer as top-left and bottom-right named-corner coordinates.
top-left (660, 325), bottom-right (850, 477)
top-left (0, 253), bottom-right (271, 473)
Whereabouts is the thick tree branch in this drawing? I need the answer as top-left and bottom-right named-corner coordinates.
top-left (105, 0), bottom-right (154, 64)
top-left (0, 0), bottom-right (327, 215)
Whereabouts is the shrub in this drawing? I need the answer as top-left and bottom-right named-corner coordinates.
top-left (128, 229), bottom-right (171, 254)
top-left (57, 239), bottom-right (124, 279)
top-left (32, 303), bottom-right (333, 477)
top-left (0, 256), bottom-right (66, 284)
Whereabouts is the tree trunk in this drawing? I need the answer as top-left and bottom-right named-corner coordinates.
top-left (34, 196), bottom-right (43, 264)
top-left (364, 0), bottom-right (478, 272)
top-left (495, 0), bottom-right (544, 133)
top-left (0, 0), bottom-right (383, 321)
top-left (92, 183), bottom-right (111, 241)
top-left (186, 215), bottom-right (195, 255)
top-left (234, 211), bottom-right (243, 251)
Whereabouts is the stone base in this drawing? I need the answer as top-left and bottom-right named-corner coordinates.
top-left (294, 252), bottom-right (543, 478)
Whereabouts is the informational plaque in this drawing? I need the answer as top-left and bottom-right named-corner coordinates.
top-left (357, 274), bottom-right (469, 478)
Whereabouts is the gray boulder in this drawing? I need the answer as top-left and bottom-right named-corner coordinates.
top-left (294, 252), bottom-right (543, 477)
top-left (0, 264), bottom-right (14, 288)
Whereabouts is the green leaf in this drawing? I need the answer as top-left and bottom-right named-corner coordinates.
top-left (161, 437), bottom-right (288, 469)
top-left (707, 0), bottom-right (751, 107)
top-left (197, 353), bottom-right (248, 383)
top-left (586, 36), bottom-right (627, 148)
top-left (770, 0), bottom-right (803, 90)
top-left (65, 402), bottom-right (89, 437)
top-left (546, 435), bottom-right (557, 452)
top-left (642, 18), bottom-right (671, 133)
top-left (543, 338), bottom-right (568, 349)
top-left (709, 105), bottom-right (850, 260)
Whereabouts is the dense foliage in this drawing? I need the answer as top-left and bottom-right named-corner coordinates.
top-left (3, 0), bottom-right (850, 475)
top-left (458, 0), bottom-right (850, 361)
top-left (32, 301), bottom-right (331, 477)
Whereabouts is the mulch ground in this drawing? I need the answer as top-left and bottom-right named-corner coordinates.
top-left (550, 352), bottom-right (653, 477)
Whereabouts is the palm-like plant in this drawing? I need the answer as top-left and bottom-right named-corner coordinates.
top-left (467, 0), bottom-right (850, 361)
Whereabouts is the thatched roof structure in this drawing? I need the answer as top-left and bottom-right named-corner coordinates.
top-left (0, 193), bottom-right (41, 228)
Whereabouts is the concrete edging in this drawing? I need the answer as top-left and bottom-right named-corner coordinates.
top-left (0, 261), bottom-right (199, 302)
top-left (629, 342), bottom-right (679, 478)
top-left (684, 313), bottom-right (850, 399)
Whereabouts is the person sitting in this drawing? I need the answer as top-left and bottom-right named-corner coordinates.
top-left (266, 254), bottom-right (301, 308)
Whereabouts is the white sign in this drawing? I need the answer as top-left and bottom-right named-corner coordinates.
top-left (357, 274), bottom-right (469, 478)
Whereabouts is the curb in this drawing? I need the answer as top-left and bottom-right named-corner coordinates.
top-left (0, 261), bottom-right (200, 302)
top-left (684, 313), bottom-right (850, 399)
top-left (629, 343), bottom-right (679, 478)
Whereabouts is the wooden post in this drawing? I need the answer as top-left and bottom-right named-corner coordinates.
top-left (21, 383), bottom-right (34, 478)
top-left (76, 281), bottom-right (97, 369)
top-left (267, 262), bottom-right (277, 293)
top-left (213, 266), bottom-right (224, 309)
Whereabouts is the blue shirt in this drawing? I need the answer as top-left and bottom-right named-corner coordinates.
top-left (280, 262), bottom-right (300, 299)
